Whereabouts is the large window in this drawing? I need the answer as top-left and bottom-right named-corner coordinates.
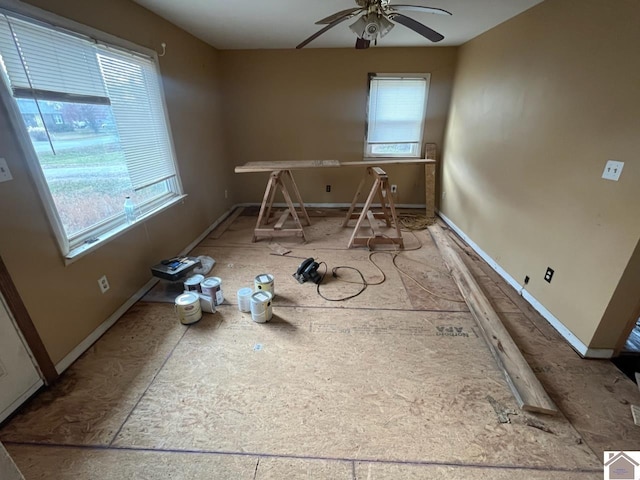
top-left (0, 11), bottom-right (183, 259)
top-left (365, 74), bottom-right (430, 158)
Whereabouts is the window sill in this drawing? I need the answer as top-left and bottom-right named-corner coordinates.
top-left (64, 194), bottom-right (187, 265)
top-left (363, 155), bottom-right (422, 160)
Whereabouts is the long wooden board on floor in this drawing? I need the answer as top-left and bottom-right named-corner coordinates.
top-left (428, 224), bottom-right (558, 415)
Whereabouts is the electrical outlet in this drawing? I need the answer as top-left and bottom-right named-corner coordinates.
top-left (0, 158), bottom-right (13, 183)
top-left (544, 268), bottom-right (554, 283)
top-left (602, 160), bottom-right (624, 181)
top-left (224, 189), bottom-right (228, 199)
top-left (390, 184), bottom-right (397, 194)
top-left (326, 185), bottom-right (331, 193)
top-left (98, 275), bottom-right (110, 293)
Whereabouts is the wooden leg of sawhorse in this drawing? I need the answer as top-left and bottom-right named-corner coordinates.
top-left (283, 170), bottom-right (311, 227)
top-left (344, 167), bottom-right (404, 249)
top-left (253, 170), bottom-right (309, 242)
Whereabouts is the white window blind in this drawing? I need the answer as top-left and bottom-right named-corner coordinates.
top-left (97, 51), bottom-right (175, 191)
top-left (0, 14), bottom-right (178, 193)
top-left (0, 15), bottom-right (106, 100)
top-left (0, 10), bottom-right (182, 258)
top-left (367, 77), bottom-right (428, 144)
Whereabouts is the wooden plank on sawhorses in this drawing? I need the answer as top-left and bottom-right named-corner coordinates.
top-left (344, 167), bottom-right (403, 249)
top-left (428, 224), bottom-right (558, 415)
top-left (252, 170), bottom-right (310, 242)
top-left (235, 159), bottom-right (341, 173)
top-left (342, 143), bottom-right (438, 220)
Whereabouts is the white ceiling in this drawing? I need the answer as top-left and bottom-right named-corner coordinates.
top-left (132, 0), bottom-right (543, 50)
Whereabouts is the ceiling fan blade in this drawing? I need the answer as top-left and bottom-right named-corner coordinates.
top-left (296, 15), bottom-right (354, 49)
top-left (315, 8), bottom-right (364, 25)
top-left (387, 5), bottom-right (452, 16)
top-left (355, 37), bottom-right (371, 49)
top-left (389, 13), bottom-right (444, 42)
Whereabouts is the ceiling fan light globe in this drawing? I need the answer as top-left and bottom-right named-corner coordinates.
top-left (349, 15), bottom-right (372, 39)
top-left (349, 12), bottom-right (393, 42)
top-left (362, 22), bottom-right (380, 40)
top-left (377, 15), bottom-right (395, 38)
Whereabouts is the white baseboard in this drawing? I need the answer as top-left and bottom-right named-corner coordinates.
top-left (237, 202), bottom-right (427, 209)
top-left (55, 277), bottom-right (159, 374)
top-left (55, 206), bottom-right (239, 374)
top-left (438, 212), bottom-right (614, 359)
top-left (178, 205), bottom-right (239, 255)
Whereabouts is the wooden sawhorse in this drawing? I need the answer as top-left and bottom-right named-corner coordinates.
top-left (343, 167), bottom-right (403, 249)
top-left (252, 169), bottom-right (311, 242)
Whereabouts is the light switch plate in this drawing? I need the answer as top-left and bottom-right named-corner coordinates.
top-left (602, 160), bottom-right (624, 181)
top-left (0, 158), bottom-right (12, 183)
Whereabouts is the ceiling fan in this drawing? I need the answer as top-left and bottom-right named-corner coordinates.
top-left (296, 0), bottom-right (451, 50)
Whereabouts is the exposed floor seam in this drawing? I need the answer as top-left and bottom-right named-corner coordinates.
top-left (213, 304), bottom-right (470, 314)
top-left (2, 440), bottom-right (603, 473)
top-left (107, 325), bottom-right (192, 447)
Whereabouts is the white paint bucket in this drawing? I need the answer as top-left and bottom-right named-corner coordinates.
top-left (237, 287), bottom-right (253, 313)
top-left (175, 292), bottom-right (202, 325)
top-left (184, 274), bottom-right (204, 292)
top-left (254, 273), bottom-right (275, 297)
top-left (201, 276), bottom-right (224, 306)
top-left (198, 293), bottom-right (216, 314)
top-left (250, 291), bottom-right (273, 323)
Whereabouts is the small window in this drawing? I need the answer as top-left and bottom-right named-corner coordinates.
top-left (0, 12), bottom-right (183, 259)
top-left (364, 74), bottom-right (430, 158)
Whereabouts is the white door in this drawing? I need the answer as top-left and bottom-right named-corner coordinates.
top-left (0, 292), bottom-right (42, 423)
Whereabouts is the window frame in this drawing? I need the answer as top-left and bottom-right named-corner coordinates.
top-left (0, 1), bottom-right (185, 264)
top-left (364, 72), bottom-right (431, 159)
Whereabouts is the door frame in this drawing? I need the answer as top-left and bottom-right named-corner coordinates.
top-left (0, 255), bottom-right (57, 384)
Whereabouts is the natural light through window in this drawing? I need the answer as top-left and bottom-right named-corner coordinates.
top-left (365, 74), bottom-right (430, 158)
top-left (0, 12), bottom-right (182, 258)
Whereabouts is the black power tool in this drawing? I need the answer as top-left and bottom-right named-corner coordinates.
top-left (293, 258), bottom-right (321, 284)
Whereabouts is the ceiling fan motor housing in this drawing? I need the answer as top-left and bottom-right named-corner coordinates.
top-left (349, 13), bottom-right (394, 41)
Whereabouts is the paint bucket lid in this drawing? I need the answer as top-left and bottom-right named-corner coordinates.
top-left (201, 277), bottom-right (221, 288)
top-left (238, 287), bottom-right (253, 297)
top-left (175, 292), bottom-right (200, 305)
top-left (251, 291), bottom-right (272, 303)
top-left (184, 274), bottom-right (204, 285)
top-left (255, 274), bottom-right (274, 283)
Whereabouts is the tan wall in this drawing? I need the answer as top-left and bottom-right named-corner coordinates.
top-left (219, 48), bottom-right (457, 205)
top-left (442, 0), bottom-right (640, 348)
top-left (0, 0), bottom-right (231, 364)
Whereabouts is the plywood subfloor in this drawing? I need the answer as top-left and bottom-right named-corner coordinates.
top-left (2, 210), bottom-right (638, 479)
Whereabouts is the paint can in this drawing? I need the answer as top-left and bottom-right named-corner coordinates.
top-left (201, 276), bottom-right (224, 306)
top-left (184, 274), bottom-right (204, 292)
top-left (250, 291), bottom-right (273, 323)
top-left (254, 273), bottom-right (275, 297)
top-left (174, 292), bottom-right (202, 325)
top-left (237, 287), bottom-right (253, 313)
top-left (198, 293), bottom-right (216, 314)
